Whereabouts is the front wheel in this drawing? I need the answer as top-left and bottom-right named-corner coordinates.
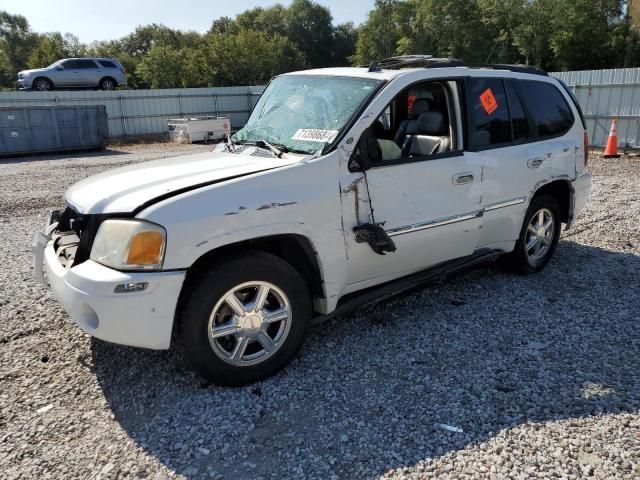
top-left (502, 194), bottom-right (561, 274)
top-left (33, 77), bottom-right (53, 91)
top-left (180, 252), bottom-right (311, 386)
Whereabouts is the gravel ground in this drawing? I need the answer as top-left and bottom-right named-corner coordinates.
top-left (0, 145), bottom-right (639, 479)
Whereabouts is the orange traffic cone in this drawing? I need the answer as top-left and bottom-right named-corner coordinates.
top-left (603, 119), bottom-right (621, 158)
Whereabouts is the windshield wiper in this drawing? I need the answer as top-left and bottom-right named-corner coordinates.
top-left (235, 139), bottom-right (308, 156)
top-left (225, 133), bottom-right (237, 152)
top-left (255, 139), bottom-right (285, 157)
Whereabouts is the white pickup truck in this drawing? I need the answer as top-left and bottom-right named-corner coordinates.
top-left (33, 57), bottom-right (591, 386)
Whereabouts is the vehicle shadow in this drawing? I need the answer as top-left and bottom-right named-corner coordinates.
top-left (0, 147), bottom-right (128, 165)
top-left (91, 240), bottom-right (640, 479)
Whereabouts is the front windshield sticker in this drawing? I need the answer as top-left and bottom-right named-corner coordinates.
top-left (291, 129), bottom-right (339, 143)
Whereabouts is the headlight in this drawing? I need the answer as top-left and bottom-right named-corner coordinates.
top-left (90, 219), bottom-right (166, 271)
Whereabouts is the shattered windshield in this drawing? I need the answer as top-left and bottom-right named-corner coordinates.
top-left (233, 75), bottom-right (381, 155)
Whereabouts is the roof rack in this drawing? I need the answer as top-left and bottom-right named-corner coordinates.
top-left (364, 55), bottom-right (548, 77)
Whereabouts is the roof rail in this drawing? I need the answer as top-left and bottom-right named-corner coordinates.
top-left (362, 55), bottom-right (549, 76)
top-left (362, 55), bottom-right (458, 70)
top-left (460, 63), bottom-right (549, 76)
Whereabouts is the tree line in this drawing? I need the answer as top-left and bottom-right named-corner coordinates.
top-left (1, 0), bottom-right (639, 90)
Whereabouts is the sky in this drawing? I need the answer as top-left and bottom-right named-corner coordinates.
top-left (3, 0), bottom-right (375, 43)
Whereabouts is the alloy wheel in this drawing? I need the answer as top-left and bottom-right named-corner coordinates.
top-left (525, 208), bottom-right (555, 262)
top-left (35, 79), bottom-right (50, 91)
top-left (102, 79), bottom-right (115, 90)
top-left (207, 281), bottom-right (292, 366)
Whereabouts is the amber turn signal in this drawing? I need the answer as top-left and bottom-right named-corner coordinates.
top-left (127, 231), bottom-right (165, 266)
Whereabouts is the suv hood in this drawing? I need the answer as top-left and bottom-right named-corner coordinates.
top-left (19, 68), bottom-right (48, 76)
top-left (64, 148), bottom-right (302, 214)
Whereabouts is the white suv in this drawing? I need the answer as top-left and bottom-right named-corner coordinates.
top-left (33, 57), bottom-right (591, 386)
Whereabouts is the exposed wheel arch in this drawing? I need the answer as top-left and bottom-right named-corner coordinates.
top-left (176, 234), bottom-right (325, 321)
top-left (532, 179), bottom-right (572, 224)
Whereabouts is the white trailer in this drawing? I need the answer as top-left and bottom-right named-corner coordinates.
top-left (168, 116), bottom-right (231, 143)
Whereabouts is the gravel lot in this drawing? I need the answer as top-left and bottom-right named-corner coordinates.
top-left (0, 144), bottom-right (638, 479)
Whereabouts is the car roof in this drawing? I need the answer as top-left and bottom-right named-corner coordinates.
top-left (60, 57), bottom-right (120, 62)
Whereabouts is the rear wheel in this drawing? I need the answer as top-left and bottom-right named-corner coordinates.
top-left (180, 251), bottom-right (311, 386)
top-left (33, 77), bottom-right (53, 91)
top-left (503, 194), bottom-right (561, 273)
top-left (99, 77), bottom-right (116, 90)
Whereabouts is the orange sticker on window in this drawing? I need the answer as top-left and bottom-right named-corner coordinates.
top-left (407, 95), bottom-right (417, 111)
top-left (480, 88), bottom-right (498, 115)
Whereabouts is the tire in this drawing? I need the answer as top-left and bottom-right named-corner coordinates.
top-left (502, 194), bottom-right (562, 274)
top-left (33, 77), bottom-right (53, 91)
top-left (99, 77), bottom-right (117, 90)
top-left (179, 251), bottom-right (311, 386)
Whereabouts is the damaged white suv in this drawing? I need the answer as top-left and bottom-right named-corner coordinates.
top-left (33, 56), bottom-right (591, 386)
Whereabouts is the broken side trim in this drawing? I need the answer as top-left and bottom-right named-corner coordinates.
top-left (483, 196), bottom-right (526, 212)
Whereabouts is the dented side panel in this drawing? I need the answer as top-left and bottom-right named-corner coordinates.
top-left (138, 152), bottom-right (350, 312)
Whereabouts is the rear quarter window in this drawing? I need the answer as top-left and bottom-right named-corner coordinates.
top-left (98, 60), bottom-right (117, 69)
top-left (517, 80), bottom-right (574, 137)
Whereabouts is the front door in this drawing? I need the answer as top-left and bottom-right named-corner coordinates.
top-left (54, 60), bottom-right (80, 87)
top-left (340, 79), bottom-right (484, 291)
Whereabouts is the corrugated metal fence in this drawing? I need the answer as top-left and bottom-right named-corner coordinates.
top-left (0, 86), bottom-right (265, 138)
top-left (552, 68), bottom-right (640, 148)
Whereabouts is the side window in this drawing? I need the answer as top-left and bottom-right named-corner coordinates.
top-left (505, 81), bottom-right (530, 141)
top-left (61, 60), bottom-right (77, 69)
top-left (517, 80), bottom-right (574, 137)
top-left (76, 59), bottom-right (99, 69)
top-left (99, 60), bottom-right (117, 69)
top-left (371, 80), bottom-right (456, 165)
top-left (469, 78), bottom-right (511, 148)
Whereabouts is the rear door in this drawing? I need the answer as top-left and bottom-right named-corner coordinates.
top-left (75, 59), bottom-right (100, 86)
top-left (464, 76), bottom-right (577, 249)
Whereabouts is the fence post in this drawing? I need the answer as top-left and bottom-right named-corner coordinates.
top-left (119, 95), bottom-right (127, 136)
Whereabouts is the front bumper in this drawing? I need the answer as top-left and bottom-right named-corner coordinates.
top-left (17, 79), bottom-right (32, 90)
top-left (33, 232), bottom-right (185, 350)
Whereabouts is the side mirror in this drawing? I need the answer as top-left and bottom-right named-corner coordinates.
top-left (348, 126), bottom-right (381, 172)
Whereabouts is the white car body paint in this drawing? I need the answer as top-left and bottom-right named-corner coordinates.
top-left (35, 65), bottom-right (591, 350)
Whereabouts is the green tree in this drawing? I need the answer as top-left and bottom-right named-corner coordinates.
top-left (120, 24), bottom-right (182, 58)
top-left (136, 44), bottom-right (185, 88)
top-left (0, 11), bottom-right (38, 86)
top-left (331, 22), bottom-right (358, 66)
top-left (235, 5), bottom-right (287, 36)
top-left (209, 16), bottom-right (237, 35)
top-left (27, 32), bottom-right (87, 68)
top-left (285, 0), bottom-right (334, 67)
top-left (352, 0), bottom-right (405, 65)
top-left (549, 0), bottom-right (626, 70)
top-left (204, 29), bottom-right (305, 86)
top-left (511, 0), bottom-right (556, 69)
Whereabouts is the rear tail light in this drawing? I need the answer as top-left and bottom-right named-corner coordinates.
top-left (583, 130), bottom-right (589, 166)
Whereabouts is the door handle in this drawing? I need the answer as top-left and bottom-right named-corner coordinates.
top-left (527, 157), bottom-right (545, 168)
top-left (452, 172), bottom-right (474, 185)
